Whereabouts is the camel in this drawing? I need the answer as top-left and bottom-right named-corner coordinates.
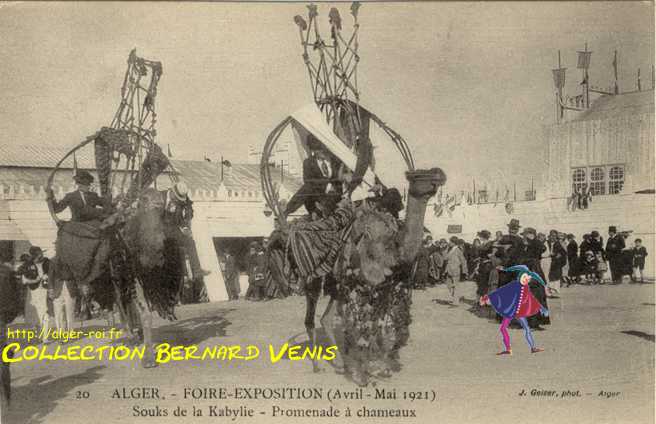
top-left (48, 185), bottom-right (186, 368)
top-left (280, 168), bottom-right (445, 385)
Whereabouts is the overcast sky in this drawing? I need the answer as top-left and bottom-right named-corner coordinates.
top-left (0, 1), bottom-right (653, 192)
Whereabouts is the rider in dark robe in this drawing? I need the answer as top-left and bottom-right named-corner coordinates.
top-left (48, 170), bottom-right (108, 223)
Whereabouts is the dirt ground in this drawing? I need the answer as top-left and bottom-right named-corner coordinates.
top-left (5, 280), bottom-right (655, 424)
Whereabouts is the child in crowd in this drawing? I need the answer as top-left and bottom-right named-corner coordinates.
top-left (631, 239), bottom-right (648, 283)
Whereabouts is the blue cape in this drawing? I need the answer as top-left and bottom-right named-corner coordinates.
top-left (487, 281), bottom-right (523, 319)
top-left (487, 265), bottom-right (549, 319)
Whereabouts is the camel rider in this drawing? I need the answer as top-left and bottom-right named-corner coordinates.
top-left (160, 182), bottom-right (204, 285)
top-left (47, 170), bottom-right (109, 223)
top-left (161, 182), bottom-right (193, 237)
top-left (284, 137), bottom-right (343, 218)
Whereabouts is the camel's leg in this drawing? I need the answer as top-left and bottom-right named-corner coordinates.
top-left (113, 286), bottom-right (134, 337)
top-left (319, 298), bottom-right (344, 373)
top-left (108, 259), bottom-right (135, 338)
top-left (133, 282), bottom-right (157, 368)
top-left (304, 286), bottom-right (321, 373)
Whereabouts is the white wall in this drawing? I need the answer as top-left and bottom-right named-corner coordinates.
top-left (425, 193), bottom-right (655, 278)
top-left (1, 197), bottom-right (277, 302)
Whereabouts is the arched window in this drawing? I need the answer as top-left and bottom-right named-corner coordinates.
top-left (590, 167), bottom-right (605, 195)
top-left (608, 166), bottom-right (624, 194)
top-left (572, 168), bottom-right (586, 192)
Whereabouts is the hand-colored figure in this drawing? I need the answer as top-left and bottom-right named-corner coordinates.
top-left (480, 265), bottom-right (549, 355)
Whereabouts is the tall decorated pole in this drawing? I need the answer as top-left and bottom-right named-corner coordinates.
top-left (552, 50), bottom-right (567, 122)
top-left (577, 42), bottom-right (592, 108)
top-left (294, 2), bottom-right (363, 145)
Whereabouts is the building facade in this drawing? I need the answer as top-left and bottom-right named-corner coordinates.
top-left (425, 90), bottom-right (655, 278)
top-left (545, 90), bottom-right (654, 198)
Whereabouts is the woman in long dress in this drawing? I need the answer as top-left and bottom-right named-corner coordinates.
top-left (20, 248), bottom-right (52, 343)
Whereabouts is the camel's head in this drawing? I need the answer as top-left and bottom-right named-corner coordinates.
top-left (400, 168), bottom-right (446, 263)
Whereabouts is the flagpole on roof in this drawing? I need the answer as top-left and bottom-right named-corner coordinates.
top-left (613, 50), bottom-right (619, 94)
top-left (577, 42), bottom-right (592, 108)
top-left (221, 155), bottom-right (224, 182)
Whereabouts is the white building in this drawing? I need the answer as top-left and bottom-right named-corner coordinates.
top-left (425, 90), bottom-right (655, 278)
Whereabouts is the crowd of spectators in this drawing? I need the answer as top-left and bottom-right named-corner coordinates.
top-left (415, 220), bottom-right (649, 328)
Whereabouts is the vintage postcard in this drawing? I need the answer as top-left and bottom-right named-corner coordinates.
top-left (0, 1), bottom-right (654, 423)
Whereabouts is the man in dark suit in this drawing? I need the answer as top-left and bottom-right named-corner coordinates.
top-left (284, 136), bottom-right (342, 217)
top-left (606, 226), bottom-right (625, 284)
top-left (499, 219), bottom-right (525, 269)
top-left (47, 170), bottom-right (108, 222)
top-left (160, 182), bottom-right (194, 235)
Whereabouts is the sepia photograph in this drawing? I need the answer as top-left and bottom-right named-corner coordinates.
top-left (0, 1), bottom-right (654, 423)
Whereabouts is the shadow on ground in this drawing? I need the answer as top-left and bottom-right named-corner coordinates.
top-left (431, 299), bottom-right (459, 308)
top-left (154, 310), bottom-right (234, 346)
top-left (621, 330), bottom-right (655, 343)
top-left (432, 296), bottom-right (497, 321)
top-left (6, 366), bottom-right (106, 424)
